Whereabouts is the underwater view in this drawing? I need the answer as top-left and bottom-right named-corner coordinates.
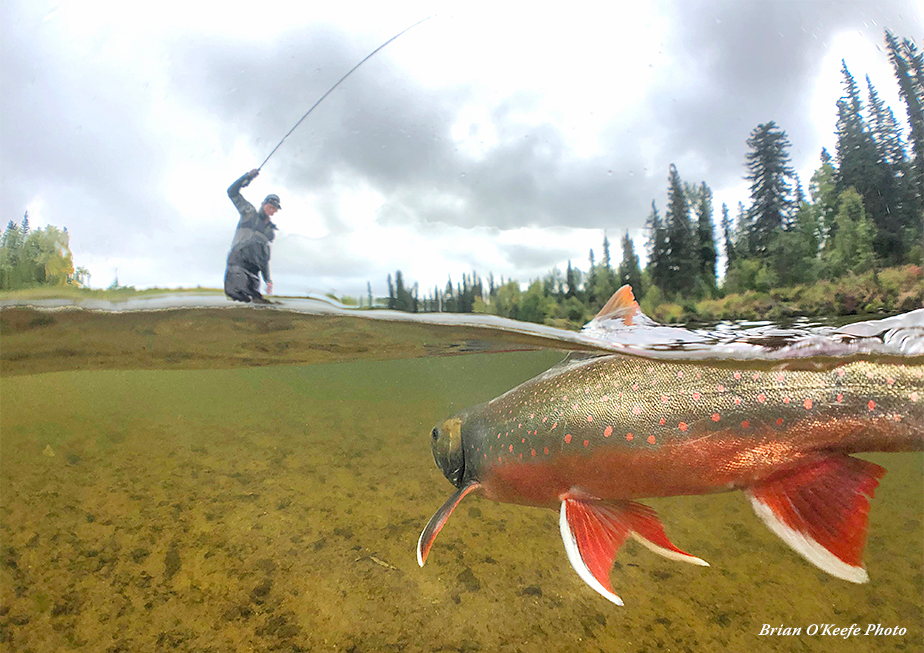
top-left (1, 300), bottom-right (921, 652)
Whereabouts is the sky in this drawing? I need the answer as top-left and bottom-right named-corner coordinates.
top-left (1, 0), bottom-right (921, 299)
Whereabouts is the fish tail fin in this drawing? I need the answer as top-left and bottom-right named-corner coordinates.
top-left (559, 493), bottom-right (708, 606)
top-left (746, 455), bottom-right (886, 583)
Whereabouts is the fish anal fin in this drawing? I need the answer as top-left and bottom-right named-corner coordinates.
top-left (559, 493), bottom-right (707, 606)
top-left (747, 455), bottom-right (886, 583)
top-left (593, 285), bottom-right (638, 324)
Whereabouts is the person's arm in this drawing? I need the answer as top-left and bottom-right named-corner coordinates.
top-left (259, 244), bottom-right (272, 293)
top-left (228, 169), bottom-right (259, 212)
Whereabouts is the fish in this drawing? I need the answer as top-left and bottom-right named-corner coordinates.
top-left (416, 287), bottom-right (924, 605)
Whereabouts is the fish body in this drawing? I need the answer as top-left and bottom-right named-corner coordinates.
top-left (457, 356), bottom-right (922, 507)
top-left (418, 288), bottom-right (924, 605)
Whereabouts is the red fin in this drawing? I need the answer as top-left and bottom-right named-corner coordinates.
top-left (747, 455), bottom-right (886, 583)
top-left (559, 493), bottom-right (708, 605)
top-left (593, 285), bottom-right (638, 324)
top-left (417, 482), bottom-right (480, 567)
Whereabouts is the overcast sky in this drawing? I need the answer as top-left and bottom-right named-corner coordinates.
top-left (2, 1), bottom-right (921, 298)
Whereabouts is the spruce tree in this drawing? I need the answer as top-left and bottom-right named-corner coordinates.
top-left (617, 232), bottom-right (643, 295)
top-left (694, 182), bottom-right (717, 291)
top-left (720, 202), bottom-right (736, 269)
top-left (744, 122), bottom-right (795, 257)
top-left (663, 164), bottom-right (698, 296)
top-left (645, 201), bottom-right (666, 289)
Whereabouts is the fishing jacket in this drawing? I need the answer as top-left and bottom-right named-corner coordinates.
top-left (226, 172), bottom-right (276, 283)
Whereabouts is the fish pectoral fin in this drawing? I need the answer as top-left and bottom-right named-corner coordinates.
top-left (746, 455), bottom-right (886, 583)
top-left (559, 494), bottom-right (707, 606)
top-left (416, 482), bottom-right (481, 567)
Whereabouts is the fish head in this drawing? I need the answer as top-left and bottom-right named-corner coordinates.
top-left (430, 416), bottom-right (465, 488)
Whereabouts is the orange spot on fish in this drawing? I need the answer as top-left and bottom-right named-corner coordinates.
top-left (886, 377), bottom-right (895, 386)
top-left (602, 395), bottom-right (609, 402)
top-left (733, 396), bottom-right (742, 405)
top-left (551, 422), bottom-right (558, 429)
top-left (837, 368), bottom-right (846, 377)
top-left (508, 444), bottom-right (513, 452)
top-left (632, 406), bottom-right (641, 415)
top-left (531, 449), bottom-right (536, 457)
top-left (692, 391), bottom-right (701, 401)
top-left (626, 433), bottom-right (634, 441)
top-left (867, 400), bottom-right (876, 411)
top-left (564, 434), bottom-right (572, 444)
top-left (632, 384), bottom-right (639, 391)
top-left (647, 435), bottom-right (656, 444)
top-left (586, 415), bottom-right (593, 423)
top-left (757, 393), bottom-right (766, 403)
top-left (782, 396), bottom-right (790, 404)
top-left (544, 447), bottom-right (549, 455)
top-left (604, 426), bottom-right (613, 437)
top-left (734, 371), bottom-right (741, 380)
top-left (776, 417), bottom-right (784, 425)
top-left (804, 398), bottom-right (813, 410)
top-left (741, 420), bottom-right (750, 428)
top-left (677, 371), bottom-right (684, 378)
top-left (659, 418), bottom-right (666, 426)
top-left (542, 416), bottom-right (548, 422)
top-left (911, 392), bottom-right (919, 402)
top-left (572, 403), bottom-right (579, 410)
top-left (678, 422), bottom-right (688, 432)
top-left (661, 395), bottom-right (669, 404)
top-left (583, 440), bottom-right (589, 447)
top-left (836, 393), bottom-right (843, 403)
top-left (716, 384), bottom-right (726, 392)
top-left (752, 373), bottom-right (760, 380)
top-left (711, 413), bottom-right (720, 422)
top-left (521, 438), bottom-right (526, 443)
top-left (775, 372), bottom-right (785, 382)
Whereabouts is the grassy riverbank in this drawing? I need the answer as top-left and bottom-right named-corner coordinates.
top-left (640, 264), bottom-right (922, 324)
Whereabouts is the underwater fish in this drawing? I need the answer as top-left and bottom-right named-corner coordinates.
top-left (417, 287), bottom-right (924, 605)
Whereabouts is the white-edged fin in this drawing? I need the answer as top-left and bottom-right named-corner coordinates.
top-left (749, 494), bottom-right (869, 583)
top-left (416, 482), bottom-right (481, 567)
top-left (559, 501), bottom-right (624, 606)
top-left (631, 533), bottom-right (710, 566)
top-left (745, 455), bottom-right (885, 584)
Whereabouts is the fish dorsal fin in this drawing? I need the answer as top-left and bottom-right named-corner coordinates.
top-left (593, 285), bottom-right (639, 325)
top-left (746, 455), bottom-right (885, 583)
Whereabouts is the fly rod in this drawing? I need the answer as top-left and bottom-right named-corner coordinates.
top-left (258, 16), bottom-right (432, 171)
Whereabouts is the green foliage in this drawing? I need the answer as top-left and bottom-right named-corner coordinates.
top-left (1, 215), bottom-right (76, 290)
top-left (823, 188), bottom-right (878, 276)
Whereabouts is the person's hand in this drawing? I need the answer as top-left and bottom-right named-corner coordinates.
top-left (266, 281), bottom-right (273, 295)
top-left (241, 168), bottom-right (260, 187)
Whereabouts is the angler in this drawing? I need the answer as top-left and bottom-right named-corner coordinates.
top-left (224, 168), bottom-right (280, 304)
top-left (418, 287), bottom-right (924, 605)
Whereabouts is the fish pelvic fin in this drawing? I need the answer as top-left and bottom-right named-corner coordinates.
top-left (559, 492), bottom-right (708, 606)
top-left (417, 481), bottom-right (481, 567)
top-left (746, 455), bottom-right (886, 584)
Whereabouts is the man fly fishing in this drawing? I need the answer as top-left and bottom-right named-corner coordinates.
top-left (221, 17), bottom-right (430, 304)
top-left (224, 169), bottom-right (279, 304)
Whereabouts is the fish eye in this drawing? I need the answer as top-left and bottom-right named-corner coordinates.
top-left (431, 427), bottom-right (439, 442)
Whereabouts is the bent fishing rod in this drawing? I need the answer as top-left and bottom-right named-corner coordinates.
top-left (257, 16), bottom-right (432, 171)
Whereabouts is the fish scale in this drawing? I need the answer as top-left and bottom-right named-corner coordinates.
top-left (465, 358), bottom-right (921, 480)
